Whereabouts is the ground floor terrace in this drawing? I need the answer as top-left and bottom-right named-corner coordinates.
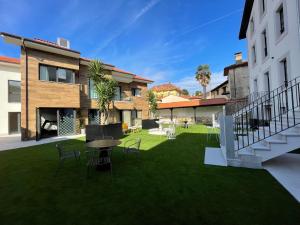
top-left (0, 125), bottom-right (299, 225)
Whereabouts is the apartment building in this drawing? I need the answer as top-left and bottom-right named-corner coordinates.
top-left (0, 56), bottom-right (21, 135)
top-left (0, 32), bottom-right (153, 141)
top-left (239, 0), bottom-right (300, 96)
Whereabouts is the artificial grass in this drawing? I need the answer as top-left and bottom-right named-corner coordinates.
top-left (0, 125), bottom-right (299, 225)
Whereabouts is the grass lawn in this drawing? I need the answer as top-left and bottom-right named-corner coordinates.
top-left (0, 125), bottom-right (299, 225)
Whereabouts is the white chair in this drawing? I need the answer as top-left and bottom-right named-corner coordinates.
top-left (166, 124), bottom-right (176, 140)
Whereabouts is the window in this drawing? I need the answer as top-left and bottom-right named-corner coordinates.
top-left (114, 86), bottom-right (122, 101)
top-left (8, 80), bottom-right (21, 103)
top-left (253, 79), bottom-right (258, 93)
top-left (89, 79), bottom-right (98, 99)
top-left (280, 58), bottom-right (288, 86)
top-left (277, 4), bottom-right (285, 35)
top-left (222, 87), bottom-right (227, 95)
top-left (131, 88), bottom-right (141, 96)
top-left (260, 0), bottom-right (266, 15)
top-left (264, 72), bottom-right (271, 93)
top-left (250, 17), bottom-right (255, 34)
top-left (252, 45), bottom-right (257, 65)
top-left (262, 30), bottom-right (268, 58)
top-left (39, 65), bottom-right (75, 83)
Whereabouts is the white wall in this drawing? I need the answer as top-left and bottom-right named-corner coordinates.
top-left (157, 106), bottom-right (224, 125)
top-left (0, 62), bottom-right (21, 135)
top-left (246, 0), bottom-right (300, 94)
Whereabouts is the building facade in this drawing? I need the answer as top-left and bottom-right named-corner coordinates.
top-left (208, 80), bottom-right (229, 99)
top-left (1, 32), bottom-right (152, 140)
top-left (239, 0), bottom-right (300, 97)
top-left (224, 52), bottom-right (249, 100)
top-left (151, 83), bottom-right (183, 100)
top-left (0, 56), bottom-right (21, 135)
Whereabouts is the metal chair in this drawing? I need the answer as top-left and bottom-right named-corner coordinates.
top-left (123, 138), bottom-right (141, 157)
top-left (166, 125), bottom-right (176, 140)
top-left (55, 144), bottom-right (80, 175)
top-left (85, 149), bottom-right (112, 177)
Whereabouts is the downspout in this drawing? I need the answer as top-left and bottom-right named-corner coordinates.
top-left (21, 39), bottom-right (29, 140)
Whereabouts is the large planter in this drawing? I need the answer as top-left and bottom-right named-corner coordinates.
top-left (86, 123), bottom-right (123, 143)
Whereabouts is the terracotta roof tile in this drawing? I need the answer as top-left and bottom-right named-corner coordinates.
top-left (158, 98), bottom-right (226, 109)
top-left (0, 56), bottom-right (20, 64)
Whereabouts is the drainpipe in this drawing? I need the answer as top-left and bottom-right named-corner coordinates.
top-left (21, 39), bottom-right (29, 140)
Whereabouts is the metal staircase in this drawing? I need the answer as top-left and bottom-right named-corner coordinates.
top-left (233, 77), bottom-right (300, 167)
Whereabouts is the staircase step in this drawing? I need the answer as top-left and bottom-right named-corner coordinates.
top-left (263, 138), bottom-right (287, 144)
top-left (250, 143), bottom-right (270, 151)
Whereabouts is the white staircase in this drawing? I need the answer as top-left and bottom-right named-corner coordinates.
top-left (226, 77), bottom-right (300, 168)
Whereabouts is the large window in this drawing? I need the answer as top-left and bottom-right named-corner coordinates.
top-left (280, 58), bottom-right (289, 86)
top-left (250, 17), bottom-right (255, 35)
top-left (39, 65), bottom-right (75, 83)
top-left (131, 88), bottom-right (141, 97)
top-left (262, 29), bottom-right (268, 58)
top-left (276, 4), bottom-right (285, 38)
top-left (8, 80), bottom-right (21, 103)
top-left (260, 0), bottom-right (266, 16)
top-left (89, 79), bottom-right (98, 99)
top-left (114, 86), bottom-right (122, 101)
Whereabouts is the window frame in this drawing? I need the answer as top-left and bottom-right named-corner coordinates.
top-left (131, 88), bottom-right (142, 97)
top-left (39, 64), bottom-right (75, 84)
top-left (8, 80), bottom-right (21, 103)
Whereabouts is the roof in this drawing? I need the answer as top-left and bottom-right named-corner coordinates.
top-left (151, 83), bottom-right (182, 92)
top-left (158, 98), bottom-right (227, 109)
top-left (224, 61), bottom-right (248, 76)
top-left (210, 80), bottom-right (228, 92)
top-left (0, 56), bottom-right (20, 64)
top-left (0, 32), bottom-right (81, 54)
top-left (239, 0), bottom-right (254, 39)
top-left (0, 32), bottom-right (153, 83)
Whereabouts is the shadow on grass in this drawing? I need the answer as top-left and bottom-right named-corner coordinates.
top-left (0, 127), bottom-right (299, 225)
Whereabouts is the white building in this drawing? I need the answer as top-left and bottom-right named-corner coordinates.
top-left (0, 56), bottom-right (21, 135)
top-left (239, 0), bottom-right (300, 97)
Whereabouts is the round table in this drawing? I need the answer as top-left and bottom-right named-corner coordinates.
top-left (86, 139), bottom-right (121, 171)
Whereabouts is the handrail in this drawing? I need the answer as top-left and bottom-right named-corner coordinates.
top-left (233, 76), bottom-right (300, 117)
top-left (234, 77), bottom-right (300, 151)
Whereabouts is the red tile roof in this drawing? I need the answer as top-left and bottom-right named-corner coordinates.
top-left (151, 83), bottom-right (182, 92)
top-left (158, 98), bottom-right (227, 109)
top-left (0, 56), bottom-right (20, 64)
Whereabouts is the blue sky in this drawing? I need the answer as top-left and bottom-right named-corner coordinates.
top-left (0, 0), bottom-right (247, 94)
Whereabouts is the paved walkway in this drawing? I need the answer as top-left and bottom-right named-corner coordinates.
top-left (264, 153), bottom-right (300, 203)
top-left (0, 134), bottom-right (85, 151)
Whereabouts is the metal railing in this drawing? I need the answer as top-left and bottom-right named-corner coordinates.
top-left (234, 77), bottom-right (300, 151)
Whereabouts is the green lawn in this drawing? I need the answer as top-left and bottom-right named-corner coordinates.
top-left (0, 125), bottom-right (299, 225)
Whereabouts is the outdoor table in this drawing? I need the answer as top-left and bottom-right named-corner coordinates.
top-left (86, 139), bottom-right (121, 171)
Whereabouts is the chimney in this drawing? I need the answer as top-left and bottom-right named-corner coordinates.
top-left (57, 37), bottom-right (70, 49)
top-left (234, 52), bottom-right (243, 64)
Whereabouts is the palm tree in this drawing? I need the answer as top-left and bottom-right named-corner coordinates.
top-left (195, 64), bottom-right (211, 99)
top-left (88, 60), bottom-right (118, 124)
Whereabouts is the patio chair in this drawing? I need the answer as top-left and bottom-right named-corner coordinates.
top-left (85, 149), bottom-right (112, 177)
top-left (166, 125), bottom-right (176, 140)
top-left (123, 138), bottom-right (141, 157)
top-left (55, 144), bottom-right (80, 176)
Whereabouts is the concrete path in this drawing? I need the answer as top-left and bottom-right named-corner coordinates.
top-left (0, 134), bottom-right (85, 151)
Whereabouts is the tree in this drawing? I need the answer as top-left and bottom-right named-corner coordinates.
top-left (147, 90), bottom-right (158, 118)
top-left (88, 60), bottom-right (118, 125)
top-left (195, 91), bottom-right (202, 96)
top-left (195, 64), bottom-right (211, 99)
top-left (182, 89), bottom-right (189, 96)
